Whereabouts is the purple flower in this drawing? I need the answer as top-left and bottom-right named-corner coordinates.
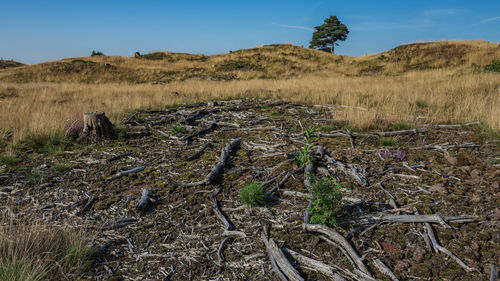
top-left (392, 150), bottom-right (406, 161)
top-left (379, 149), bottom-right (392, 159)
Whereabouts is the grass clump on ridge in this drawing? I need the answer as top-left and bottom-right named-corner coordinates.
top-left (239, 183), bottom-right (266, 207)
top-left (0, 155), bottom-right (21, 166)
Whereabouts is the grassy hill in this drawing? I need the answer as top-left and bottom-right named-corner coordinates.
top-left (0, 40), bottom-right (499, 142)
top-left (0, 59), bottom-right (24, 70)
top-left (1, 40), bottom-right (499, 83)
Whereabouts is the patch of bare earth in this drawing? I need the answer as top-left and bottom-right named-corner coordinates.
top-left (1, 99), bottom-right (498, 280)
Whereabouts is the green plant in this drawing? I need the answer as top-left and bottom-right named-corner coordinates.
top-left (239, 183), bottom-right (266, 207)
top-left (24, 132), bottom-right (72, 155)
top-left (25, 169), bottom-right (43, 187)
top-left (379, 137), bottom-right (399, 146)
top-left (170, 123), bottom-right (186, 134)
top-left (310, 15), bottom-right (349, 54)
top-left (309, 176), bottom-right (343, 226)
top-left (271, 111), bottom-right (281, 116)
top-left (53, 163), bottom-right (72, 173)
top-left (90, 50), bottom-right (104, 57)
top-left (392, 122), bottom-right (411, 130)
top-left (484, 59), bottom-right (500, 72)
top-left (0, 155), bottom-right (21, 166)
top-left (113, 126), bottom-right (127, 140)
top-left (319, 124), bottom-right (335, 132)
top-left (294, 128), bottom-right (317, 166)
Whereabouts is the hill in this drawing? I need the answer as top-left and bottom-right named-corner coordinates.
top-left (0, 59), bottom-right (24, 70)
top-left (0, 40), bottom-right (499, 83)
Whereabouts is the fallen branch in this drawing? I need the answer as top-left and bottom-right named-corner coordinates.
top-left (372, 259), bottom-right (399, 281)
top-left (101, 217), bottom-right (137, 230)
top-left (182, 120), bottom-right (217, 143)
top-left (170, 138), bottom-right (241, 187)
top-left (261, 228), bottom-right (304, 281)
top-left (212, 198), bottom-right (247, 238)
top-left (424, 223), bottom-right (475, 272)
top-left (338, 214), bottom-right (478, 227)
top-left (303, 223), bottom-right (372, 278)
top-left (283, 247), bottom-right (353, 281)
top-left (266, 166), bottom-right (305, 196)
top-left (107, 165), bottom-right (146, 181)
top-left (185, 142), bottom-right (212, 161)
top-left (409, 142), bottom-right (478, 151)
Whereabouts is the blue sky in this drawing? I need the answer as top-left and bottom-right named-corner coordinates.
top-left (1, 0), bottom-right (499, 64)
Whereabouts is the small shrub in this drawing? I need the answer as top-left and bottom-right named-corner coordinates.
top-left (271, 111), bottom-right (281, 116)
top-left (0, 87), bottom-right (19, 99)
top-left (22, 132), bottom-right (71, 155)
top-left (484, 59), bottom-right (500, 72)
top-left (53, 163), bottom-right (72, 173)
top-left (379, 137), bottom-right (399, 147)
top-left (0, 155), bottom-right (21, 166)
top-left (140, 52), bottom-right (169, 60)
top-left (70, 59), bottom-right (95, 65)
top-left (90, 50), bottom-right (104, 56)
top-left (294, 128), bottom-right (316, 166)
top-left (170, 123), bottom-right (186, 134)
top-left (113, 126), bottom-right (127, 140)
top-left (309, 176), bottom-right (343, 226)
top-left (25, 169), bottom-right (43, 187)
top-left (239, 183), bottom-right (266, 207)
top-left (392, 122), bottom-right (411, 130)
top-left (415, 100), bottom-right (429, 109)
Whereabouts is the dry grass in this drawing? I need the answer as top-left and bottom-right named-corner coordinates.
top-left (0, 40), bottom-right (499, 143)
top-left (0, 216), bottom-right (93, 281)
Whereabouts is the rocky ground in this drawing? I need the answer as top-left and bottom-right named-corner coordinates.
top-left (1, 99), bottom-right (499, 280)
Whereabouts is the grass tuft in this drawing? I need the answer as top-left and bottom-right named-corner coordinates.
top-left (379, 137), bottom-right (400, 147)
top-left (0, 217), bottom-right (94, 281)
top-left (392, 122), bottom-right (411, 130)
top-left (0, 155), bottom-right (21, 166)
top-left (239, 183), bottom-right (266, 207)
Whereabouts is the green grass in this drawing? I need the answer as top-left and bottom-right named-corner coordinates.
top-left (170, 123), bottom-right (187, 134)
top-left (378, 137), bottom-right (400, 146)
top-left (0, 155), bottom-right (21, 166)
top-left (113, 126), bottom-right (127, 140)
top-left (318, 124), bottom-right (335, 132)
top-left (53, 163), bottom-right (72, 173)
top-left (22, 132), bottom-right (72, 155)
top-left (25, 169), bottom-right (43, 187)
top-left (309, 176), bottom-right (343, 227)
top-left (270, 111), bottom-right (281, 116)
top-left (239, 183), bottom-right (266, 207)
top-left (484, 59), bottom-right (500, 72)
top-left (342, 125), bottom-right (359, 132)
top-left (392, 122), bottom-right (411, 130)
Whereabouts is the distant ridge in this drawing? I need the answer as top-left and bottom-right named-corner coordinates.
top-left (0, 40), bottom-right (498, 83)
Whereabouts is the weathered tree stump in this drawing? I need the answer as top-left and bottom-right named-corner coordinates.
top-left (79, 111), bottom-right (114, 141)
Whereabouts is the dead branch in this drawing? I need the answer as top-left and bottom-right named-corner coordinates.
top-left (212, 198), bottom-right (247, 238)
top-left (424, 223), bottom-right (475, 272)
top-left (491, 264), bottom-right (499, 281)
top-left (182, 120), bottom-right (217, 142)
top-left (409, 142), bottom-right (479, 151)
top-left (184, 109), bottom-right (208, 125)
top-left (261, 228), bottom-right (304, 281)
top-left (186, 142), bottom-right (212, 161)
top-left (427, 121), bottom-right (480, 129)
top-left (372, 259), bottom-right (399, 281)
top-left (107, 165), bottom-right (146, 181)
top-left (101, 217), bottom-right (137, 230)
top-left (303, 223), bottom-right (372, 278)
top-left (266, 166), bottom-right (305, 196)
top-left (283, 247), bottom-right (352, 281)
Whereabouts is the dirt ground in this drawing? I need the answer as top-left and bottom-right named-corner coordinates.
top-left (1, 99), bottom-right (498, 280)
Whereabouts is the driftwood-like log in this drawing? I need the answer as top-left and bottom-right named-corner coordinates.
top-left (101, 217), bottom-right (137, 230)
top-left (261, 229), bottom-right (304, 281)
top-left (283, 247), bottom-right (351, 281)
top-left (136, 188), bottom-right (152, 212)
top-left (409, 142), bottom-right (478, 151)
top-left (424, 223), bottom-right (475, 272)
top-left (107, 165), bottom-right (146, 181)
top-left (427, 121), bottom-right (480, 129)
top-left (182, 120), bottom-right (217, 142)
top-left (372, 259), bottom-right (399, 281)
top-left (303, 223), bottom-right (372, 278)
top-left (338, 214), bottom-right (477, 227)
top-left (79, 111), bottom-right (115, 141)
top-left (184, 109), bottom-right (208, 124)
top-left (170, 138), bottom-right (241, 187)
top-left (316, 128), bottom-right (428, 139)
top-left (77, 194), bottom-right (96, 215)
top-left (212, 198), bottom-right (247, 238)
top-left (186, 142), bottom-right (212, 161)
top-left (491, 264), bottom-right (499, 281)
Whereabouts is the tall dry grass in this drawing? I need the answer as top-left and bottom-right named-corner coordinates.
top-left (0, 68), bottom-right (498, 142)
top-left (0, 216), bottom-right (93, 281)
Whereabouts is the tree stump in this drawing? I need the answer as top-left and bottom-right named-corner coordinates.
top-left (79, 111), bottom-right (114, 142)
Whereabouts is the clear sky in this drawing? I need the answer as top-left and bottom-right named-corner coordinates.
top-left (1, 0), bottom-right (499, 64)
